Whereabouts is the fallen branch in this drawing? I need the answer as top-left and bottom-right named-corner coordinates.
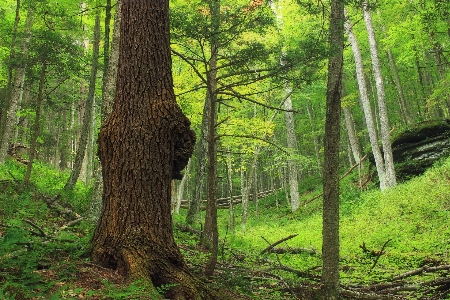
top-left (260, 234), bottom-right (298, 254)
top-left (60, 217), bottom-right (84, 230)
top-left (23, 219), bottom-right (46, 237)
top-left (340, 288), bottom-right (401, 300)
top-left (267, 247), bottom-right (317, 255)
top-left (392, 264), bottom-right (450, 281)
top-left (42, 194), bottom-right (81, 219)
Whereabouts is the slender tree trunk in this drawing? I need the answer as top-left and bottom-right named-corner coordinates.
top-left (186, 93), bottom-right (210, 225)
top-left (225, 151), bottom-right (235, 233)
top-left (64, 14), bottom-right (101, 191)
top-left (24, 61), bottom-right (46, 183)
top-left (284, 84), bottom-right (300, 212)
top-left (306, 102), bottom-right (322, 170)
top-left (269, 1), bottom-right (300, 212)
top-left (343, 106), bottom-right (364, 169)
top-left (362, 0), bottom-right (397, 188)
top-left (0, 0), bottom-right (21, 138)
top-left (344, 8), bottom-right (387, 190)
top-left (240, 161), bottom-right (248, 227)
top-left (0, 8), bottom-right (33, 163)
top-left (203, 0), bottom-right (219, 277)
top-left (90, 0), bottom-right (121, 220)
top-left (322, 0), bottom-right (344, 298)
top-left (174, 158), bottom-right (191, 214)
top-left (253, 162), bottom-right (258, 218)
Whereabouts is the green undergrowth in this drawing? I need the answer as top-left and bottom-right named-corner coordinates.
top-left (190, 157), bottom-right (450, 288)
top-left (0, 160), bottom-right (163, 299)
top-left (3, 156), bottom-right (450, 298)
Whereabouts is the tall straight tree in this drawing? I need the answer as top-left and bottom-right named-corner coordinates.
top-left (269, 0), bottom-right (301, 212)
top-left (64, 13), bottom-right (100, 191)
top-left (202, 0), bottom-right (220, 278)
top-left (344, 8), bottom-right (387, 190)
top-left (0, 8), bottom-right (33, 163)
top-left (90, 0), bottom-right (121, 220)
top-left (362, 0), bottom-right (397, 188)
top-left (91, 0), bottom-right (215, 298)
top-left (322, 0), bottom-right (344, 298)
top-left (283, 83), bottom-right (301, 211)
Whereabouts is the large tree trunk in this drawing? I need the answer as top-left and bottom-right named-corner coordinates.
top-left (0, 8), bottom-right (33, 163)
top-left (91, 1), bottom-right (215, 298)
top-left (362, 0), bottom-right (397, 188)
top-left (64, 14), bottom-right (100, 191)
top-left (344, 8), bottom-right (387, 190)
top-left (322, 0), bottom-right (344, 299)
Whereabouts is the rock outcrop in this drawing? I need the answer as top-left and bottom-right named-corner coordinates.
top-left (391, 120), bottom-right (450, 181)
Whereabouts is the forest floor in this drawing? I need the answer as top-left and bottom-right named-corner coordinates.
top-left (2, 159), bottom-right (450, 299)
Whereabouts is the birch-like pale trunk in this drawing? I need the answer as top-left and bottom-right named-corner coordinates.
top-left (306, 103), bottom-right (322, 170)
top-left (362, 0), bottom-right (397, 188)
top-left (345, 8), bottom-right (387, 190)
top-left (0, 9), bottom-right (33, 163)
top-left (343, 106), bottom-right (364, 169)
top-left (174, 158), bottom-right (191, 214)
top-left (269, 0), bottom-right (301, 212)
top-left (284, 84), bottom-right (300, 212)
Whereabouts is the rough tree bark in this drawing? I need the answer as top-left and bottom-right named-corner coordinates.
top-left (91, 1), bottom-right (216, 298)
top-left (322, 0), bottom-right (344, 298)
top-left (202, 0), bottom-right (220, 277)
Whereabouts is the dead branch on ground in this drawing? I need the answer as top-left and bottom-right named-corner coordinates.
top-left (260, 234), bottom-right (298, 254)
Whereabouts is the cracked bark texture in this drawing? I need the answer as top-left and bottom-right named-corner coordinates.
top-left (91, 1), bottom-right (216, 299)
